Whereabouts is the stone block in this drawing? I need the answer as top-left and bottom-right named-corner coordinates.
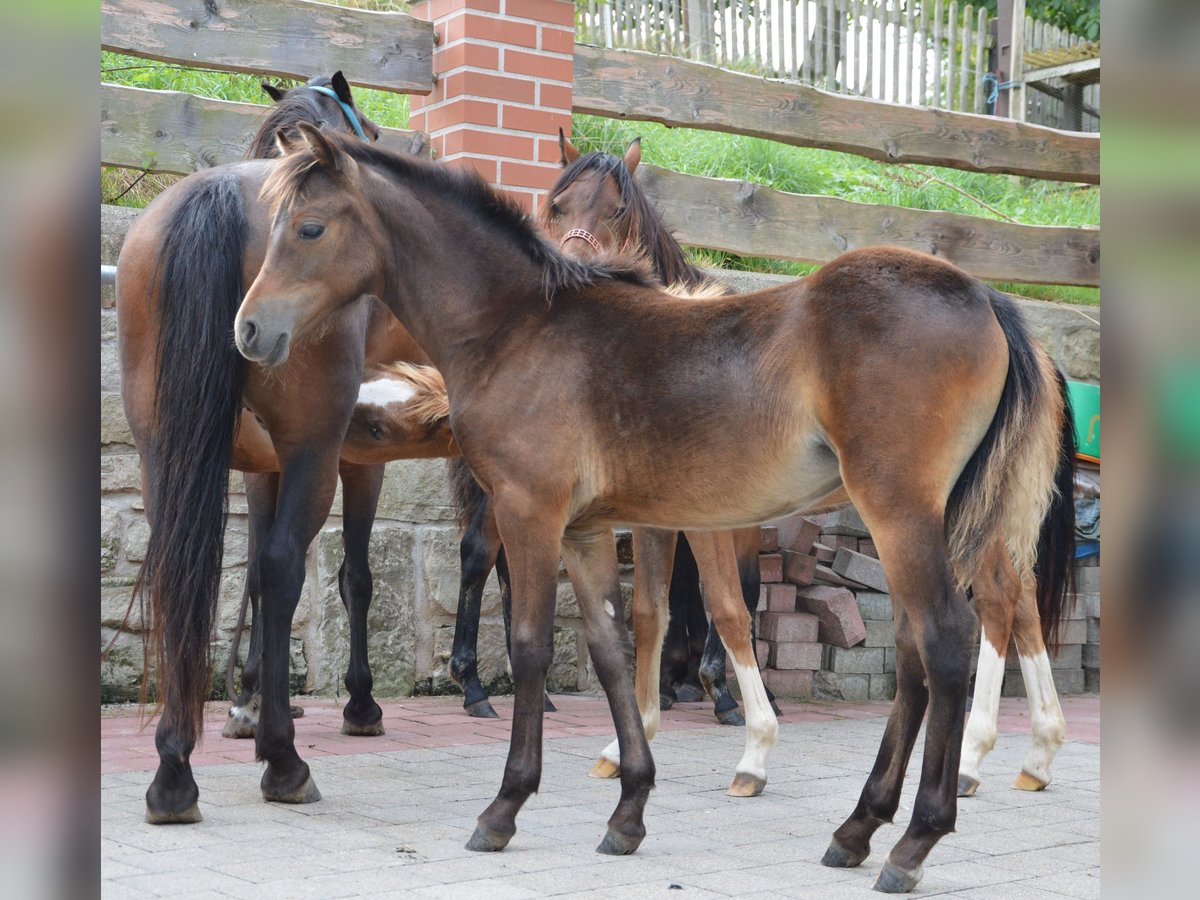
top-left (761, 582), bottom-right (797, 614)
top-left (417, 525), bottom-right (502, 617)
top-left (1049, 643), bottom-right (1083, 670)
top-left (784, 518), bottom-right (822, 555)
top-left (858, 539), bottom-right (878, 559)
top-left (762, 668), bottom-right (813, 699)
top-left (759, 553), bottom-right (783, 584)
top-left (863, 619), bottom-right (895, 648)
top-left (1075, 567), bottom-right (1100, 594)
top-left (769, 641), bottom-right (822, 671)
top-left (312, 525), bottom-right (416, 696)
top-left (828, 535), bottom-right (859, 553)
top-left (1082, 643), bottom-right (1100, 668)
top-left (101, 453), bottom-right (142, 493)
top-left (823, 645), bottom-right (885, 675)
top-left (755, 639), bottom-right (770, 668)
top-left (819, 507), bottom-right (870, 537)
top-left (1002, 667), bottom-right (1085, 697)
top-left (431, 620), bottom-right (510, 691)
top-left (869, 673), bottom-right (897, 701)
top-left (1087, 618), bottom-right (1100, 643)
top-left (795, 585), bottom-right (866, 648)
top-left (548, 625), bottom-right (581, 692)
top-left (812, 564), bottom-right (870, 591)
top-left (349, 459), bottom-right (456, 523)
top-left (124, 516), bottom-right (149, 563)
top-left (100, 630), bottom-right (146, 704)
top-left (884, 647), bottom-right (897, 673)
top-left (758, 525), bottom-right (779, 554)
top-left (101, 576), bottom-right (139, 630)
top-left (832, 548), bottom-right (889, 594)
top-left (812, 671), bottom-right (869, 702)
top-left (781, 550), bottom-right (817, 586)
top-left (855, 591), bottom-right (893, 621)
top-left (1056, 619), bottom-right (1087, 646)
top-left (1081, 592), bottom-right (1101, 620)
top-left (1084, 667), bottom-right (1100, 692)
top-left (101, 505), bottom-right (122, 573)
top-left (101, 392), bottom-right (134, 447)
top-left (811, 542), bottom-right (836, 564)
top-left (760, 611), bottom-right (819, 644)
top-left (101, 338), bottom-right (122, 392)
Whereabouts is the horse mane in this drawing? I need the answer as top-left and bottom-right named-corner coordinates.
top-left (546, 151), bottom-right (716, 292)
top-left (371, 361), bottom-right (450, 425)
top-left (245, 76), bottom-right (338, 161)
top-left (260, 132), bottom-right (661, 299)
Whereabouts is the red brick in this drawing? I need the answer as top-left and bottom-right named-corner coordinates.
top-left (505, 0), bottom-right (576, 26)
top-left (501, 104), bottom-right (571, 135)
top-left (445, 155), bottom-right (498, 184)
top-left (504, 189), bottom-right (537, 213)
top-left (812, 542), bottom-right (836, 564)
top-left (859, 539), bottom-right (878, 559)
top-left (761, 582), bottom-right (797, 613)
top-left (537, 137), bottom-right (565, 163)
top-left (769, 641), bottom-right (823, 671)
top-left (759, 611), bottom-right (819, 644)
top-left (786, 518), bottom-right (822, 555)
top-left (829, 534), bottom-right (859, 553)
top-left (444, 70), bottom-right (536, 104)
top-left (443, 128), bottom-right (534, 160)
top-left (450, 13), bottom-right (539, 48)
top-left (812, 564), bottom-right (871, 590)
top-left (759, 525), bottom-right (779, 554)
top-left (759, 553), bottom-right (783, 584)
top-left (539, 82), bottom-right (573, 110)
top-left (795, 585), bottom-right (867, 648)
top-left (421, 98), bottom-right (498, 132)
top-left (540, 25), bottom-right (575, 54)
top-left (504, 48), bottom-right (573, 81)
top-left (436, 41), bottom-right (500, 72)
top-left (762, 668), bottom-right (813, 699)
top-left (782, 550), bottom-right (817, 586)
top-left (500, 160), bottom-right (558, 190)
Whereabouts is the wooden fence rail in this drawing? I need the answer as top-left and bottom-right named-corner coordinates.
top-left (573, 46), bottom-right (1100, 183)
top-left (101, 83), bottom-right (426, 174)
top-left (637, 165), bottom-right (1099, 286)
top-left (101, 0), bottom-right (435, 95)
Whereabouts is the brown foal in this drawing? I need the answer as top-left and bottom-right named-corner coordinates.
top-left (225, 129), bottom-right (1075, 891)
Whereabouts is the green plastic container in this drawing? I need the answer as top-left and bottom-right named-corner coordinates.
top-left (1066, 381), bottom-right (1100, 461)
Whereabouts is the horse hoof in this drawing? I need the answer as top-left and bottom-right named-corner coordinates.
top-left (1013, 770), bottom-right (1049, 792)
top-left (464, 698), bottom-right (500, 719)
top-left (290, 705), bottom-right (305, 719)
top-left (262, 773), bottom-right (321, 805)
top-left (873, 861), bottom-right (924, 893)
top-left (596, 826), bottom-right (642, 855)
top-left (658, 693), bottom-right (675, 711)
top-left (589, 757), bottom-right (621, 779)
top-left (714, 706), bottom-right (746, 727)
top-left (341, 719), bottom-right (385, 737)
top-left (144, 802), bottom-right (202, 825)
top-left (957, 774), bottom-right (980, 797)
top-left (727, 773), bottom-right (766, 797)
top-left (821, 838), bottom-right (868, 869)
top-left (221, 716), bottom-right (255, 739)
top-left (674, 683), bottom-right (705, 703)
top-left (465, 824), bottom-right (511, 852)
top-left (543, 694), bottom-right (557, 713)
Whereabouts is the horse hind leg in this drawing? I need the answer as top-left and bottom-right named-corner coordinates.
top-left (957, 539), bottom-right (1020, 797)
top-left (338, 463), bottom-right (386, 736)
top-left (450, 496), bottom-right (502, 718)
top-left (1011, 568), bottom-right (1067, 791)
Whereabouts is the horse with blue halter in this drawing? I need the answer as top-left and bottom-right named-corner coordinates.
top-left (229, 128), bottom-right (1075, 891)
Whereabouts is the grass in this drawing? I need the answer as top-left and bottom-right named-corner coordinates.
top-left (100, 40), bottom-right (1099, 306)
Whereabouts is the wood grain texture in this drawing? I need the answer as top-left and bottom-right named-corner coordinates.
top-left (102, 0), bottom-right (434, 95)
top-left (636, 165), bottom-right (1100, 286)
top-left (574, 44), bottom-right (1099, 184)
top-left (102, 83), bottom-right (427, 174)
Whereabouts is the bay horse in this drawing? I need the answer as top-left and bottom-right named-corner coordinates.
top-left (545, 133), bottom-right (1078, 801)
top-left (232, 128), bottom-right (1075, 891)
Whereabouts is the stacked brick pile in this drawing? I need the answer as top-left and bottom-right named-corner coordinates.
top-left (751, 509), bottom-right (1099, 702)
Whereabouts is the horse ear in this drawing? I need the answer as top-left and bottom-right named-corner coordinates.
top-left (274, 127), bottom-right (298, 156)
top-left (262, 83), bottom-right (285, 103)
top-left (331, 71), bottom-right (353, 105)
top-left (559, 127), bottom-right (580, 166)
top-left (297, 121), bottom-right (347, 172)
top-left (623, 137), bottom-right (642, 175)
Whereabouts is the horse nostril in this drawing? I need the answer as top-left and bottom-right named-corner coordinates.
top-left (241, 319), bottom-right (258, 346)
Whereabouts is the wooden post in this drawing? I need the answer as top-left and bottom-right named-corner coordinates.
top-left (408, 0), bottom-right (575, 215)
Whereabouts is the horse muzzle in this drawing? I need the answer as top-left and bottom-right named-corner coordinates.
top-left (235, 315), bottom-right (292, 367)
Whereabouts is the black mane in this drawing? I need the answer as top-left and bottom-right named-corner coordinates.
top-left (246, 76), bottom-right (341, 161)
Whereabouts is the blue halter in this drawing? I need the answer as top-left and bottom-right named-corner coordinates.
top-left (305, 84), bottom-right (370, 142)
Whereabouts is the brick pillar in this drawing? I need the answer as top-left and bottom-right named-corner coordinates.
top-left (408, 0), bottom-right (575, 214)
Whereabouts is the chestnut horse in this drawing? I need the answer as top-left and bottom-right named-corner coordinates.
top-left (231, 129), bottom-right (1074, 891)
top-left (544, 134), bottom-right (1079, 801)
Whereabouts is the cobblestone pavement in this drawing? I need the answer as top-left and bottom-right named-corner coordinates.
top-left (102, 694), bottom-right (1100, 898)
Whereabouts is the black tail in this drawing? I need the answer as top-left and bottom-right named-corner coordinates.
top-left (136, 173), bottom-right (248, 743)
top-left (448, 457), bottom-right (490, 532)
top-left (1035, 368), bottom-right (1078, 651)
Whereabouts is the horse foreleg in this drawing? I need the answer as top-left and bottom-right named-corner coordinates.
top-left (591, 527), bottom-right (675, 779)
top-left (337, 462), bottom-right (385, 736)
top-left (734, 525), bottom-right (780, 715)
top-left (958, 539), bottom-right (1020, 796)
top-left (223, 471), bottom-right (277, 739)
top-left (495, 548), bottom-right (555, 712)
top-left (690, 530), bottom-right (778, 797)
top-left (450, 495), bottom-right (502, 718)
top-left (565, 528), bottom-right (655, 855)
top-left (467, 495), bottom-right (563, 853)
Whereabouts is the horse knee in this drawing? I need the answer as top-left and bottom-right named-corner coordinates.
top-left (509, 633), bottom-right (552, 681)
top-left (459, 532), bottom-right (495, 584)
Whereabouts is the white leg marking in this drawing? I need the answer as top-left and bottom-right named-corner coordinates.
top-left (604, 600), bottom-right (615, 618)
top-left (1017, 648), bottom-right (1067, 786)
top-left (960, 626), bottom-right (1004, 784)
top-left (728, 655), bottom-right (778, 781)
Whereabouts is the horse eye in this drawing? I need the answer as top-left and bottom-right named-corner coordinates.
top-left (299, 222), bottom-right (325, 240)
top-left (369, 424), bottom-right (384, 440)
top-left (612, 206), bottom-right (627, 219)
top-left (548, 201), bottom-right (562, 218)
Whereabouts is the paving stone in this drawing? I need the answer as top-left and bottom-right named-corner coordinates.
top-left (1075, 566), bottom-right (1100, 594)
top-left (758, 525), bottom-right (779, 553)
top-left (817, 506), bottom-right (870, 537)
top-left (768, 640), bottom-right (823, 671)
top-left (795, 585), bottom-right (866, 648)
top-left (862, 618), bottom-right (895, 648)
top-left (759, 552), bottom-right (783, 584)
top-left (811, 541), bottom-right (836, 563)
top-left (869, 673), bottom-right (897, 701)
top-left (855, 591), bottom-right (892, 621)
top-left (1087, 617), bottom-right (1100, 643)
top-left (759, 611), bottom-right (819, 643)
top-left (832, 547), bottom-right (890, 593)
top-left (823, 645), bottom-right (885, 674)
top-left (781, 549), bottom-right (818, 585)
top-left (812, 670), bottom-right (870, 701)
top-left (760, 582), bottom-right (797, 613)
top-left (761, 667), bottom-right (813, 698)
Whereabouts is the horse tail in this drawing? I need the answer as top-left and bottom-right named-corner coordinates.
top-left (137, 172), bottom-right (248, 744)
top-left (1033, 368), bottom-right (1078, 651)
top-left (945, 290), bottom-right (1072, 631)
top-left (448, 457), bottom-right (488, 532)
